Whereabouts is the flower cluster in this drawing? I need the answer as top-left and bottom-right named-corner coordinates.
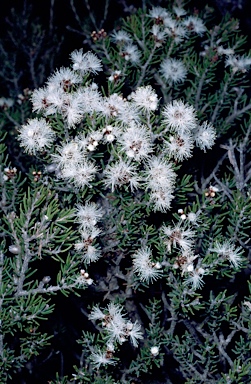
top-left (75, 202), bottom-right (103, 264)
top-left (88, 303), bottom-right (143, 367)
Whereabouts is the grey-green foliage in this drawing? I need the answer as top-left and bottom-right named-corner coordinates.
top-left (1, 1), bottom-right (251, 383)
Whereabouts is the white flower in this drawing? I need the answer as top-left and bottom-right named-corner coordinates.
top-left (187, 211), bottom-right (201, 226)
top-left (217, 46), bottom-right (235, 56)
top-left (100, 93), bottom-right (128, 118)
top-left (162, 100), bottom-right (197, 133)
top-left (52, 141), bottom-right (83, 169)
top-left (61, 92), bottom-right (85, 127)
top-left (90, 348), bottom-right (116, 368)
top-left (173, 251), bottom-right (199, 276)
top-left (225, 55), bottom-right (251, 73)
top-left (0, 97), bottom-right (14, 108)
top-left (150, 346), bottom-right (160, 356)
top-left (82, 245), bottom-right (101, 264)
top-left (173, 6), bottom-right (187, 18)
top-left (151, 25), bottom-right (167, 47)
top-left (209, 241), bottom-right (243, 268)
top-left (103, 160), bottom-right (141, 192)
top-left (130, 85), bottom-right (158, 111)
top-left (150, 189), bottom-right (175, 212)
top-left (194, 121), bottom-right (216, 151)
top-left (67, 161), bottom-right (97, 188)
top-left (70, 49), bottom-right (103, 74)
top-left (148, 7), bottom-right (170, 21)
top-left (18, 118), bottom-right (55, 154)
top-left (132, 246), bottom-right (163, 283)
top-left (162, 224), bottom-right (195, 252)
top-left (76, 202), bottom-right (103, 229)
top-left (75, 227), bottom-right (101, 252)
top-left (164, 18), bottom-right (187, 43)
top-left (126, 321), bottom-right (143, 347)
top-left (46, 67), bottom-right (82, 90)
top-left (145, 156), bottom-right (176, 191)
top-left (111, 30), bottom-right (132, 44)
top-left (31, 87), bottom-right (50, 114)
top-left (184, 268), bottom-right (205, 290)
top-left (118, 123), bottom-right (152, 161)
top-left (160, 58), bottom-right (187, 84)
top-left (165, 132), bottom-right (194, 161)
top-left (121, 44), bottom-right (141, 64)
top-left (89, 305), bottom-right (106, 321)
top-left (74, 86), bottom-right (103, 115)
top-left (60, 162), bottom-right (94, 186)
top-left (183, 16), bottom-right (206, 36)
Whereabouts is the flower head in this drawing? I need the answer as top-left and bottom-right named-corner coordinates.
top-left (160, 58), bottom-right (187, 84)
top-left (194, 121), bottom-right (216, 151)
top-left (163, 100), bottom-right (197, 133)
top-left (118, 123), bottom-right (152, 161)
top-left (76, 202), bottom-right (103, 229)
top-left (132, 246), bottom-right (162, 283)
top-left (70, 50), bottom-right (103, 74)
top-left (183, 16), bottom-right (206, 36)
top-left (103, 160), bottom-right (141, 192)
top-left (209, 241), bottom-right (243, 268)
top-left (130, 85), bottom-right (158, 111)
top-left (18, 118), bottom-right (55, 154)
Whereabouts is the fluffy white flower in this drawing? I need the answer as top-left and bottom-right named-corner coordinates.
top-left (75, 227), bottom-right (101, 252)
top-left (121, 44), bottom-right (141, 64)
top-left (148, 6), bottom-right (170, 21)
top-left (164, 17), bottom-right (187, 43)
top-left (183, 16), bottom-right (206, 36)
top-left (151, 25), bottom-right (167, 47)
top-left (165, 132), bottom-right (194, 161)
top-left (118, 123), bottom-right (152, 161)
top-left (161, 224), bottom-right (195, 252)
top-left (194, 121), bottom-right (216, 151)
top-left (76, 202), bottom-right (103, 229)
top-left (173, 6), bottom-right (187, 17)
top-left (74, 86), bottom-right (103, 115)
top-left (18, 118), bottom-right (55, 154)
top-left (130, 85), bottom-right (158, 111)
top-left (100, 93), bottom-right (128, 118)
top-left (145, 156), bottom-right (176, 190)
top-left (103, 160), bottom-right (141, 192)
top-left (62, 161), bottom-right (97, 188)
top-left (126, 321), bottom-right (143, 347)
top-left (209, 241), bottom-right (243, 268)
top-left (46, 67), bottom-right (82, 90)
top-left (160, 58), bottom-right (187, 84)
top-left (184, 268), bottom-right (206, 290)
top-left (132, 246), bottom-right (163, 283)
top-left (0, 97), bottom-right (14, 108)
top-left (61, 92), bottom-right (85, 127)
top-left (31, 87), bottom-right (50, 114)
top-left (90, 349), bottom-right (116, 368)
top-left (163, 100), bottom-right (197, 133)
top-left (111, 30), bottom-right (132, 44)
top-left (52, 141), bottom-right (83, 169)
top-left (70, 49), bottom-right (103, 74)
top-left (149, 188), bottom-right (175, 212)
top-left (225, 55), bottom-right (251, 73)
top-left (82, 245), bottom-right (101, 264)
